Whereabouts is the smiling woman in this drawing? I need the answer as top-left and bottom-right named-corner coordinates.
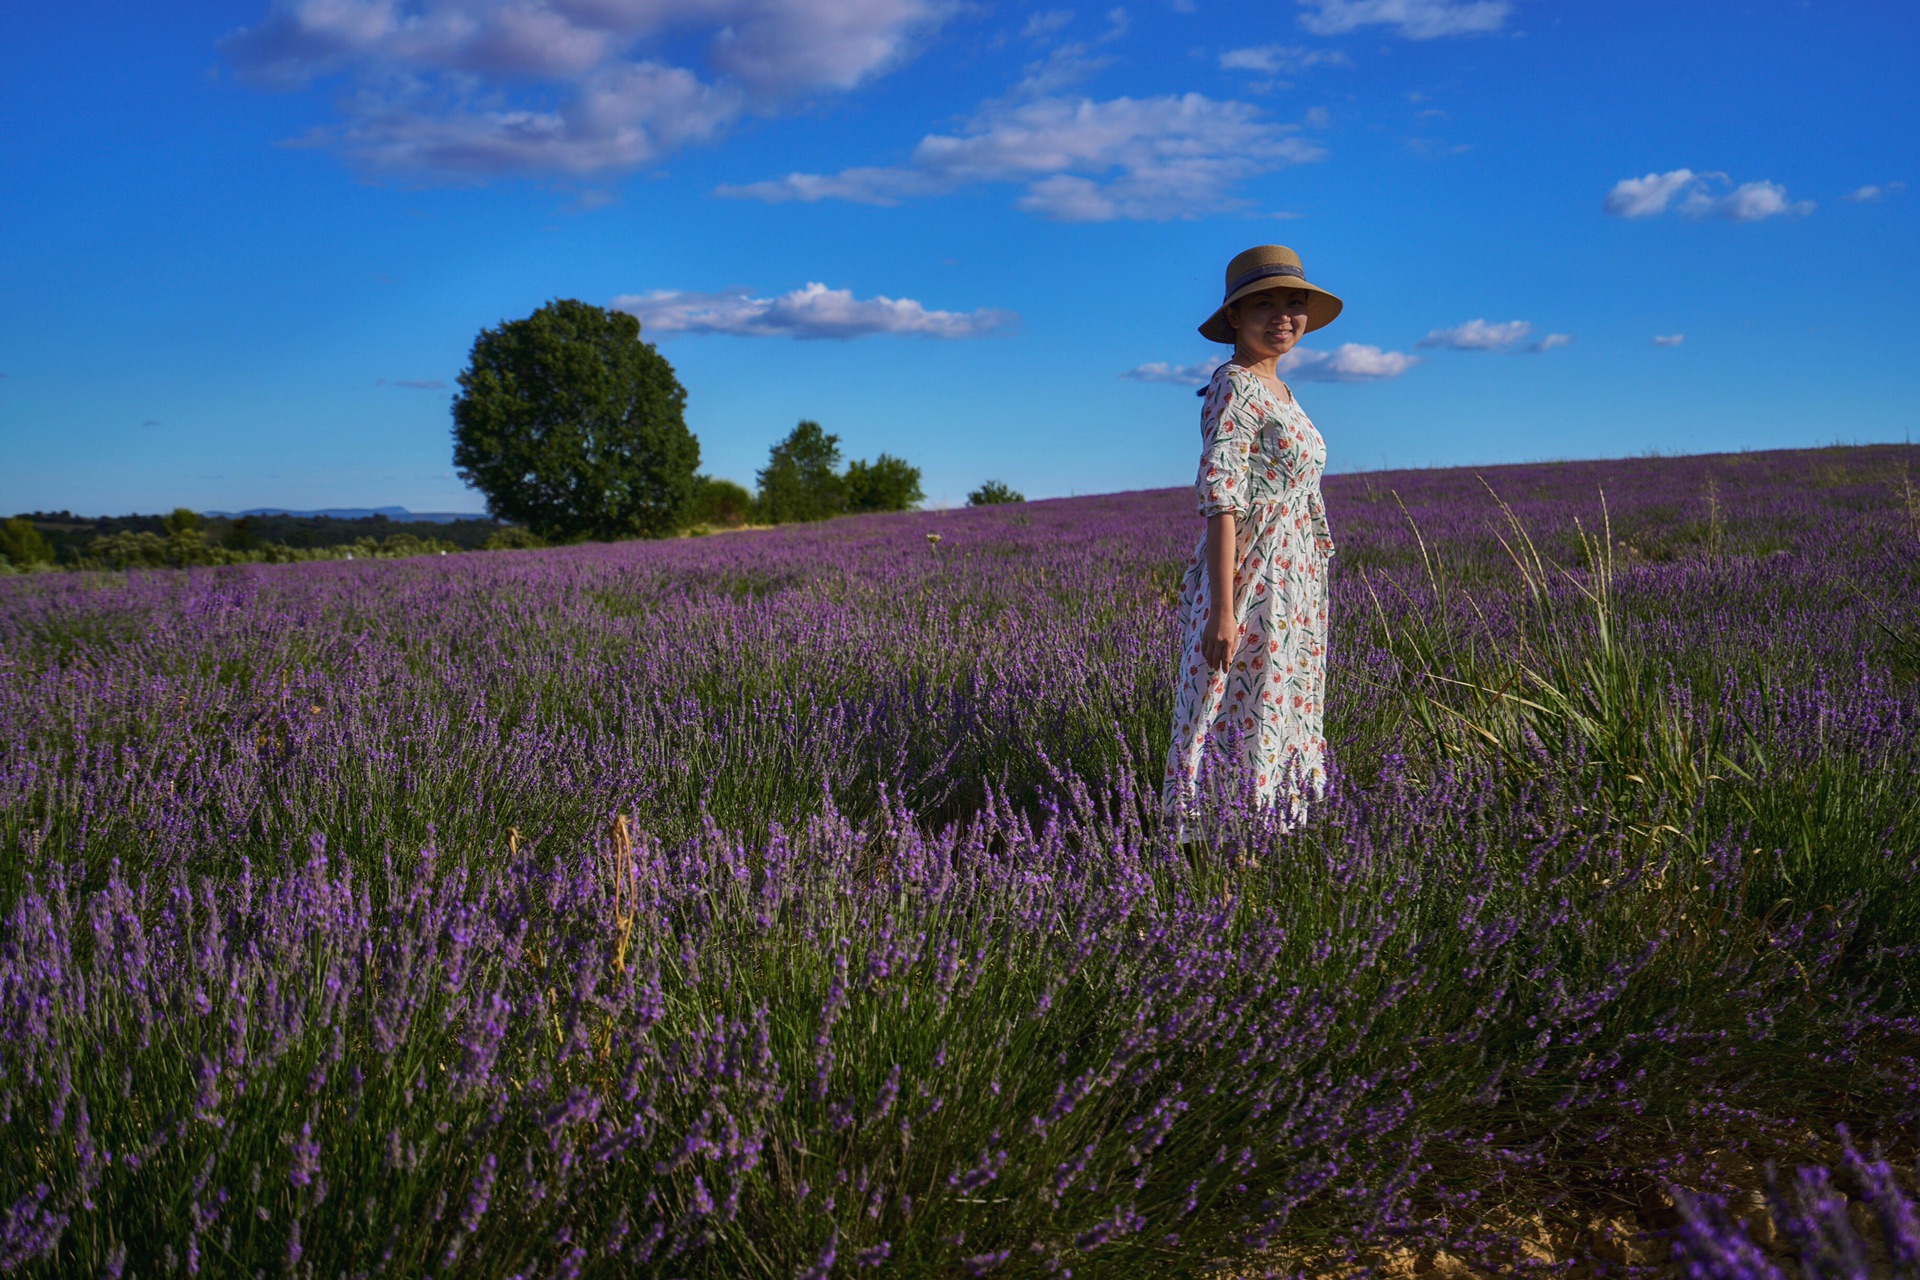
top-left (1164, 245), bottom-right (1343, 831)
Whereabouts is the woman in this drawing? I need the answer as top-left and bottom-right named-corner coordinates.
top-left (1163, 245), bottom-right (1341, 827)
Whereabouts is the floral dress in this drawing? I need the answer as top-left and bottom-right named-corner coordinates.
top-left (1163, 361), bottom-right (1335, 820)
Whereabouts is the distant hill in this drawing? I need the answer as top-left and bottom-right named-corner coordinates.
top-left (204, 507), bottom-right (488, 525)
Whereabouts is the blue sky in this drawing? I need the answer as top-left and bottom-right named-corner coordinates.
top-left (1, 0), bottom-right (1914, 515)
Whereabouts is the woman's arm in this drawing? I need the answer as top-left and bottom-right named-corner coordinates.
top-left (1194, 368), bottom-right (1252, 671)
top-left (1201, 511), bottom-right (1237, 670)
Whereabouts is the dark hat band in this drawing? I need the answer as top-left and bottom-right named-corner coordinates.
top-left (1224, 262), bottom-right (1304, 299)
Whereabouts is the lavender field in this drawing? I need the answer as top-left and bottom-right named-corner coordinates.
top-left (3, 444), bottom-right (1919, 1277)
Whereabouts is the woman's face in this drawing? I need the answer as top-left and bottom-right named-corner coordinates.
top-left (1228, 288), bottom-right (1311, 359)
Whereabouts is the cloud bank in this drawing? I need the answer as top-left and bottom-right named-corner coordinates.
top-left (718, 91), bottom-right (1323, 221)
top-left (1604, 169), bottom-right (1813, 221)
top-left (611, 283), bottom-right (1015, 340)
top-left (222, 0), bottom-right (955, 179)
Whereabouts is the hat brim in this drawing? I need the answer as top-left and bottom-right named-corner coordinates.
top-left (1199, 279), bottom-right (1343, 345)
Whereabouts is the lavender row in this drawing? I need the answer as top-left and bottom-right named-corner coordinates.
top-left (2, 449), bottom-right (1914, 881)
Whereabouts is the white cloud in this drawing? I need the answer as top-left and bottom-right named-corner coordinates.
top-left (1297, 0), bottom-right (1511, 39)
top-left (1417, 318), bottom-right (1532, 350)
top-left (1651, 334), bottom-right (1684, 346)
top-left (1022, 8), bottom-right (1074, 38)
top-left (710, 165), bottom-right (938, 205)
top-left (719, 92), bottom-right (1323, 221)
top-left (610, 283), bottom-right (1016, 339)
top-left (1279, 343), bottom-right (1420, 381)
top-left (296, 62), bottom-right (743, 177)
top-left (1219, 44), bottom-right (1350, 73)
top-left (1121, 357), bottom-right (1224, 386)
top-left (1008, 38), bottom-right (1115, 97)
top-left (1686, 179), bottom-right (1812, 221)
top-left (1605, 169), bottom-right (1812, 221)
top-left (1842, 181), bottom-right (1903, 203)
top-left (1416, 320), bottom-right (1569, 353)
top-left (223, 0), bottom-right (954, 178)
top-left (1123, 345), bottom-right (1415, 386)
top-left (1603, 169), bottom-right (1699, 218)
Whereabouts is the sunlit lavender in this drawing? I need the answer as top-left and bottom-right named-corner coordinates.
top-left (3, 445), bottom-right (1918, 1276)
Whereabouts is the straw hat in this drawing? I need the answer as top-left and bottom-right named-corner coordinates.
top-left (1198, 245), bottom-right (1343, 344)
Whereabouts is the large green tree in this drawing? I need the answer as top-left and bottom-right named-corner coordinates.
top-left (755, 420), bottom-right (846, 524)
top-left (452, 300), bottom-right (699, 541)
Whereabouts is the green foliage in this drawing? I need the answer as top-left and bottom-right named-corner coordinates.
top-left (347, 532), bottom-right (454, 560)
top-left (755, 420), bottom-right (846, 523)
top-left (80, 527), bottom-right (214, 569)
top-left (688, 475), bottom-right (755, 528)
top-left (160, 507), bottom-right (203, 537)
top-left (0, 517), bottom-right (52, 567)
top-left (754, 423), bottom-right (925, 524)
top-left (483, 526), bottom-right (546, 551)
top-left (844, 453), bottom-right (925, 514)
top-left (76, 530), bottom-right (456, 570)
top-left (452, 299), bottom-right (700, 542)
top-left (968, 479), bottom-right (1025, 506)
top-left (226, 517), bottom-right (258, 551)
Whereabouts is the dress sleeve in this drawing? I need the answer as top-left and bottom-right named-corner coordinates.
top-left (1196, 368), bottom-right (1255, 518)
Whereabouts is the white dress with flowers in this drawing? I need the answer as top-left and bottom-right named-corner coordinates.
top-left (1163, 362), bottom-right (1335, 818)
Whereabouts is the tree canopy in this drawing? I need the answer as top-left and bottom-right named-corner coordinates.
top-left (755, 421), bottom-right (847, 524)
top-left (452, 300), bottom-right (699, 541)
top-left (846, 454), bottom-right (925, 514)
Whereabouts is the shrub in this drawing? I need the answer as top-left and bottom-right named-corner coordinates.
top-left (0, 516), bottom-right (53, 566)
top-left (484, 525), bottom-right (547, 551)
top-left (968, 480), bottom-right (1025, 506)
top-left (688, 476), bottom-right (755, 528)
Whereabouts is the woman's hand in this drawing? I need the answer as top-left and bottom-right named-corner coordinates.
top-left (1201, 609), bottom-right (1238, 671)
